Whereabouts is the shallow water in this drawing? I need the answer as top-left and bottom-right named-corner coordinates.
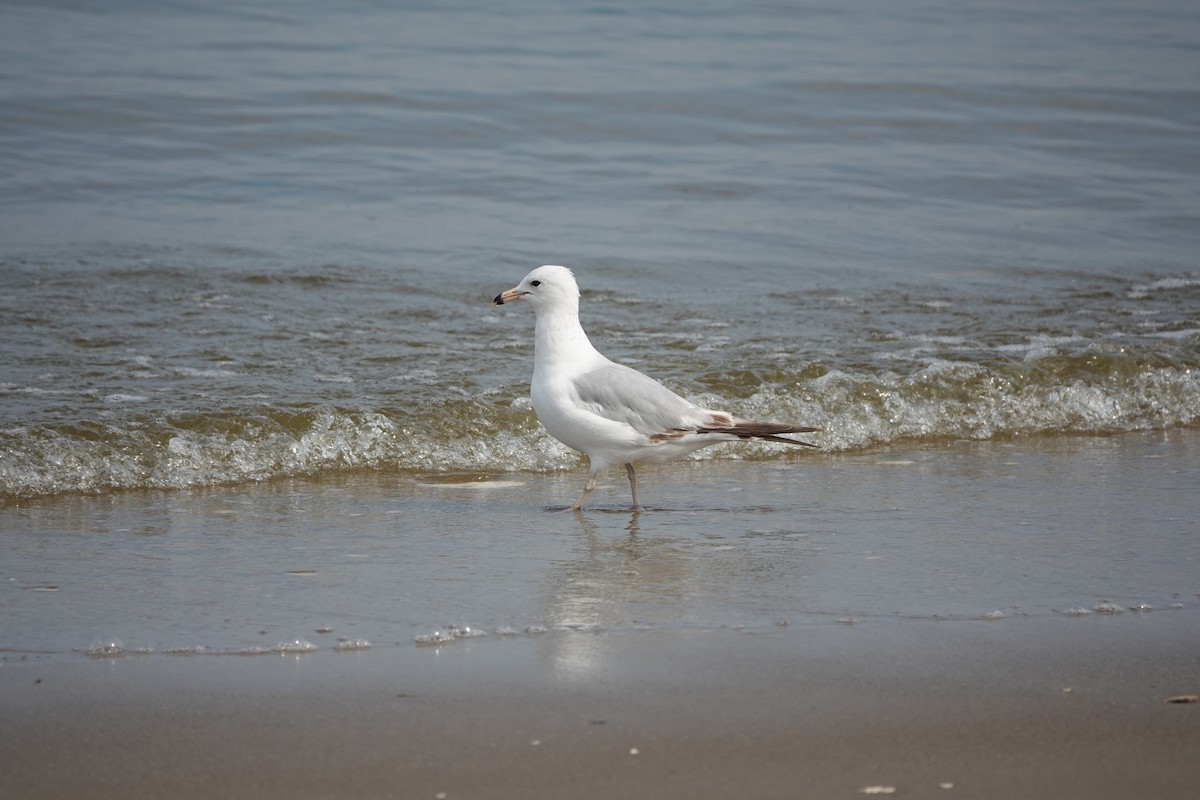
top-left (3, 431), bottom-right (1196, 660)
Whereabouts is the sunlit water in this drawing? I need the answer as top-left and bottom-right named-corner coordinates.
top-left (4, 431), bottom-right (1197, 660)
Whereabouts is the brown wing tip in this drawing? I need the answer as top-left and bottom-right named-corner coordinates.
top-left (740, 422), bottom-right (820, 447)
top-left (730, 421), bottom-right (822, 437)
top-left (693, 421), bottom-right (822, 447)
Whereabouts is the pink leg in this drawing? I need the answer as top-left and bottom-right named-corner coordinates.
top-left (570, 475), bottom-right (597, 511)
top-left (624, 463), bottom-right (640, 508)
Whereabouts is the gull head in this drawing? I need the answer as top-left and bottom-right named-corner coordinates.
top-left (493, 265), bottom-right (580, 311)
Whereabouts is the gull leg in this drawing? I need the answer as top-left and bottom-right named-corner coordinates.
top-left (624, 463), bottom-right (640, 509)
top-left (570, 475), bottom-right (597, 511)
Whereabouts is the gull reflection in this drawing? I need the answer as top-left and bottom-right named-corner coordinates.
top-left (543, 508), bottom-right (695, 680)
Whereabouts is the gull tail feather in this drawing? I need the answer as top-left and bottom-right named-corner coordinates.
top-left (698, 420), bottom-right (821, 448)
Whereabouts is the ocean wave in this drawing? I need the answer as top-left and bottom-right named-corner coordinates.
top-left (2, 350), bottom-right (1196, 500)
top-left (746, 358), bottom-right (1199, 451)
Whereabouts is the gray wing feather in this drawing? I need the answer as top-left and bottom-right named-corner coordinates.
top-left (569, 362), bottom-right (699, 436)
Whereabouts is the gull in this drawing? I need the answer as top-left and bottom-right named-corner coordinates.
top-left (493, 265), bottom-right (819, 510)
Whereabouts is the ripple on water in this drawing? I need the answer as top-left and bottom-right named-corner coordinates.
top-left (85, 637), bottom-right (124, 657)
top-left (414, 630), bottom-right (456, 647)
top-left (274, 637), bottom-right (318, 653)
top-left (333, 638), bottom-right (372, 651)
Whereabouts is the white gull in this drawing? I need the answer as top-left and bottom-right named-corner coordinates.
top-left (494, 265), bottom-right (818, 510)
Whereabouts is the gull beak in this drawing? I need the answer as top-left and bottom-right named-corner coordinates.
top-left (493, 287), bottom-right (527, 305)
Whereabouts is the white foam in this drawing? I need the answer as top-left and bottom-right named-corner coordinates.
top-left (227, 646), bottom-right (274, 655)
top-left (1145, 328), bottom-right (1200, 340)
top-left (1128, 274), bottom-right (1200, 299)
top-left (414, 630), bottom-right (455, 646)
top-left (333, 638), bottom-right (372, 651)
top-left (274, 637), bottom-right (318, 653)
top-left (4, 347), bottom-right (1199, 498)
top-left (85, 637), bottom-right (124, 657)
top-left (392, 368), bottom-right (439, 383)
top-left (448, 624), bottom-right (487, 640)
top-left (164, 645), bottom-right (212, 655)
top-left (176, 366), bottom-right (239, 378)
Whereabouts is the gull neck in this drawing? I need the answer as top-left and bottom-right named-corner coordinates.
top-left (533, 301), bottom-right (599, 369)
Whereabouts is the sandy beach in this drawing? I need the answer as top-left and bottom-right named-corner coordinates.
top-left (3, 611), bottom-right (1198, 799)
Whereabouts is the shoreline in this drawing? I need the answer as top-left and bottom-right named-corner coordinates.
top-left (3, 611), bottom-right (1198, 799)
top-left (3, 430), bottom-right (1198, 797)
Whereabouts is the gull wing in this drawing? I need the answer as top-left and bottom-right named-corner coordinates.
top-left (568, 361), bottom-right (820, 447)
top-left (568, 361), bottom-right (704, 438)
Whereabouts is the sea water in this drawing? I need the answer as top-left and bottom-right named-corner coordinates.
top-left (0, 0), bottom-right (1197, 659)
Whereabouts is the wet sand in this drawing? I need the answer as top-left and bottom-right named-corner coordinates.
top-left (2, 430), bottom-right (1198, 798)
top-left (2, 611), bottom-right (1199, 799)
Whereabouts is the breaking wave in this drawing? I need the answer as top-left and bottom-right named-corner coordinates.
top-left (3, 344), bottom-right (1196, 500)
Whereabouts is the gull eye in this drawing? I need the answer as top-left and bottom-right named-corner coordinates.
top-left (530, 280), bottom-right (541, 287)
